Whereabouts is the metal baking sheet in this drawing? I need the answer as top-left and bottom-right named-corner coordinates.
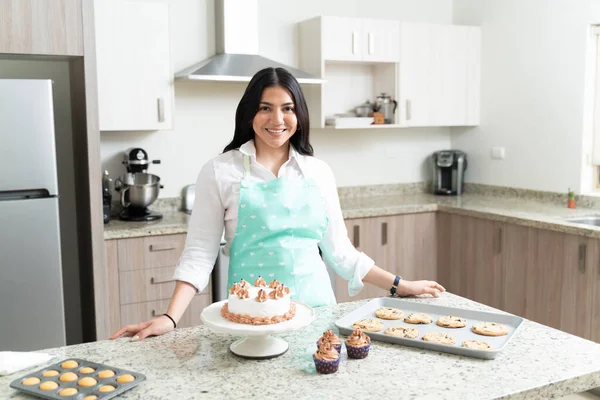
top-left (335, 297), bottom-right (524, 360)
top-left (10, 358), bottom-right (145, 399)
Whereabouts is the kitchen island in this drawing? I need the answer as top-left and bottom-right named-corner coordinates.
top-left (2, 293), bottom-right (600, 399)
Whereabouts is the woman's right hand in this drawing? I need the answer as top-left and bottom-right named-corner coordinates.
top-left (110, 315), bottom-right (175, 342)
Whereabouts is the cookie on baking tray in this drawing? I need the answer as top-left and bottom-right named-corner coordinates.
top-left (375, 307), bottom-right (404, 320)
top-left (383, 326), bottom-right (419, 339)
top-left (436, 315), bottom-right (467, 328)
top-left (352, 319), bottom-right (384, 332)
top-left (462, 340), bottom-right (492, 350)
top-left (404, 312), bottom-right (433, 324)
top-left (422, 332), bottom-right (456, 345)
top-left (472, 322), bottom-right (508, 336)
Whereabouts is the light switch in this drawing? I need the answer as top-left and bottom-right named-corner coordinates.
top-left (491, 147), bottom-right (505, 160)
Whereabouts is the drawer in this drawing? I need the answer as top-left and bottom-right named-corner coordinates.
top-left (119, 266), bottom-right (211, 305)
top-left (120, 294), bottom-right (212, 329)
top-left (117, 234), bottom-right (186, 271)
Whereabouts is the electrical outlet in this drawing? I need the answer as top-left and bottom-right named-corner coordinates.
top-left (491, 147), bottom-right (505, 160)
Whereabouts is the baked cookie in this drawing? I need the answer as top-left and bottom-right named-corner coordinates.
top-left (404, 312), bottom-right (433, 324)
top-left (375, 307), bottom-right (404, 320)
top-left (352, 319), bottom-right (384, 332)
top-left (472, 322), bottom-right (508, 336)
top-left (462, 340), bottom-right (492, 350)
top-left (422, 332), bottom-right (456, 345)
top-left (437, 315), bottom-right (467, 328)
top-left (384, 326), bottom-right (419, 339)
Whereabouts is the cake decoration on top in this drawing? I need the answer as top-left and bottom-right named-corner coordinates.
top-left (254, 276), bottom-right (266, 287)
top-left (268, 279), bottom-right (281, 288)
top-left (256, 289), bottom-right (268, 302)
top-left (238, 279), bottom-right (251, 289)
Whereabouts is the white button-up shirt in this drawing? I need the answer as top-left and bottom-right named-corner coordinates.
top-left (173, 140), bottom-right (375, 298)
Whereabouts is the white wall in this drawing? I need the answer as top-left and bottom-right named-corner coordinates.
top-left (100, 0), bottom-right (454, 198)
top-left (452, 0), bottom-right (600, 194)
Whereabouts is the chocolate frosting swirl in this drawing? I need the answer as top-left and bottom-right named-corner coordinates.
top-left (346, 328), bottom-right (371, 346)
top-left (268, 286), bottom-right (284, 300)
top-left (254, 276), bottom-right (266, 287)
top-left (228, 283), bottom-right (241, 295)
top-left (255, 289), bottom-right (267, 302)
top-left (268, 279), bottom-right (281, 288)
top-left (314, 342), bottom-right (339, 361)
top-left (318, 329), bottom-right (342, 346)
top-left (239, 279), bottom-right (250, 289)
top-left (237, 288), bottom-right (249, 299)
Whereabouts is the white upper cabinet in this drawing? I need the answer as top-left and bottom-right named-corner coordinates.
top-left (321, 16), bottom-right (400, 63)
top-left (94, 1), bottom-right (174, 131)
top-left (398, 22), bottom-right (481, 127)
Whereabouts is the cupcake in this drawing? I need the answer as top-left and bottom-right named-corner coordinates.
top-left (345, 327), bottom-right (371, 359)
top-left (317, 329), bottom-right (342, 353)
top-left (312, 342), bottom-right (340, 374)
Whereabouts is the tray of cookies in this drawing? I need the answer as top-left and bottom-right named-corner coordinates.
top-left (9, 358), bottom-right (145, 399)
top-left (334, 297), bottom-right (523, 360)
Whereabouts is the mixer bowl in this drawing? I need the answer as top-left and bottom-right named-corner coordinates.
top-left (115, 173), bottom-right (162, 208)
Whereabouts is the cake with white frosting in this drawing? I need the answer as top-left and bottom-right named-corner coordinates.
top-left (221, 277), bottom-right (296, 325)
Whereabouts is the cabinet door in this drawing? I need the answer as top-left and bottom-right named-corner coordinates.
top-left (399, 23), bottom-right (480, 127)
top-left (95, 0), bottom-right (173, 131)
top-left (361, 19), bottom-right (400, 63)
top-left (333, 218), bottom-right (377, 302)
top-left (593, 239), bottom-right (600, 342)
top-left (503, 224), bottom-right (533, 317)
top-left (97, 240), bottom-right (122, 340)
top-left (0, 0), bottom-right (83, 56)
top-left (395, 213), bottom-right (437, 282)
top-left (471, 218), bottom-right (504, 310)
top-left (321, 16), bottom-right (363, 62)
top-left (559, 235), bottom-right (595, 339)
top-left (365, 216), bottom-right (397, 298)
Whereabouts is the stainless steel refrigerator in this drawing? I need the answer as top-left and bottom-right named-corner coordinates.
top-left (0, 79), bottom-right (67, 350)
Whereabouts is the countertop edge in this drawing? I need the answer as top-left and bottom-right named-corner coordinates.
top-left (103, 200), bottom-right (600, 240)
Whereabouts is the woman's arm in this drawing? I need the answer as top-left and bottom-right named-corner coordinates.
top-left (110, 281), bottom-right (197, 341)
top-left (363, 265), bottom-right (445, 297)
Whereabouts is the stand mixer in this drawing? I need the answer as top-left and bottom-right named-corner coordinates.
top-left (115, 148), bottom-right (163, 221)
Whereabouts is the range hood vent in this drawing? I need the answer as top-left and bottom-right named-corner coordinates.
top-left (175, 0), bottom-right (322, 84)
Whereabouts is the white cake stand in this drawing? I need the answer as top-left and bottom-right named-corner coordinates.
top-left (200, 300), bottom-right (315, 359)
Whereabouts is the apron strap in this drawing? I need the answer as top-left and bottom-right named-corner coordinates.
top-left (243, 155), bottom-right (251, 179)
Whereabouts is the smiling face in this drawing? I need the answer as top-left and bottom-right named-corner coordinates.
top-left (252, 85), bottom-right (297, 151)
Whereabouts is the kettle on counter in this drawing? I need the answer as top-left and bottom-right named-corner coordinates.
top-left (374, 93), bottom-right (398, 124)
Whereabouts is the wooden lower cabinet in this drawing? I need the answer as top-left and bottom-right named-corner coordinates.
top-left (101, 234), bottom-right (213, 340)
top-left (334, 212), bottom-right (437, 303)
top-left (120, 294), bottom-right (212, 329)
top-left (593, 260), bottom-right (600, 342)
top-left (438, 212), bottom-right (596, 341)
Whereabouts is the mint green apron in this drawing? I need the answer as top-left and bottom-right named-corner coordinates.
top-left (227, 154), bottom-right (336, 307)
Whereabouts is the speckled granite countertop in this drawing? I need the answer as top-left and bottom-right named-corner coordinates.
top-left (104, 192), bottom-right (600, 240)
top-left (2, 293), bottom-right (600, 399)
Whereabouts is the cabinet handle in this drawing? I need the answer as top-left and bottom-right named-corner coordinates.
top-left (406, 100), bottom-right (412, 121)
top-left (157, 97), bottom-right (165, 122)
top-left (352, 31), bottom-right (360, 55)
top-left (149, 243), bottom-right (176, 252)
top-left (151, 309), bottom-right (157, 317)
top-left (368, 32), bottom-right (374, 55)
top-left (150, 275), bottom-right (175, 285)
top-left (579, 244), bottom-right (586, 273)
top-left (381, 222), bottom-right (387, 245)
top-left (353, 225), bottom-right (360, 247)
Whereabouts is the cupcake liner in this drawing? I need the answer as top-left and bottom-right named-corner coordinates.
top-left (316, 341), bottom-right (342, 353)
top-left (312, 354), bottom-right (340, 374)
top-left (346, 342), bottom-right (371, 359)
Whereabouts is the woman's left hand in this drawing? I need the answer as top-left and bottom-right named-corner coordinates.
top-left (398, 280), bottom-right (446, 298)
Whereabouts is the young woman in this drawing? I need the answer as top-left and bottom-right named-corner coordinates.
top-left (111, 67), bottom-right (445, 342)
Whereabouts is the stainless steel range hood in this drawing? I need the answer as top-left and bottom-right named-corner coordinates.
top-left (175, 0), bottom-right (322, 84)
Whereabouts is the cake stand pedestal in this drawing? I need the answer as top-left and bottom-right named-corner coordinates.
top-left (200, 300), bottom-right (315, 360)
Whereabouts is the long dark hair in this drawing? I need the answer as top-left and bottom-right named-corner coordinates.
top-left (223, 67), bottom-right (313, 156)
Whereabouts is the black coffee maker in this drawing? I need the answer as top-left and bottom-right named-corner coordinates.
top-left (431, 150), bottom-right (467, 195)
top-left (116, 148), bottom-right (163, 221)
